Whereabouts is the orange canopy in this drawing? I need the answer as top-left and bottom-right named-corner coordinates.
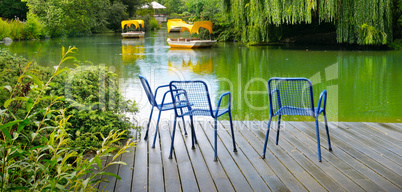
top-left (167, 19), bottom-right (213, 34)
top-left (121, 20), bottom-right (144, 29)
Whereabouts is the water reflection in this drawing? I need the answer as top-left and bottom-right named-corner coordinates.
top-left (121, 38), bottom-right (145, 64)
top-left (1, 33), bottom-right (401, 122)
top-left (167, 49), bottom-right (214, 74)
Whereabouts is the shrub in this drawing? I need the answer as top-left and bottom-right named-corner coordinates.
top-left (0, 19), bottom-right (25, 40)
top-left (24, 12), bottom-right (43, 39)
top-left (0, 46), bottom-right (136, 191)
top-left (0, 48), bottom-right (138, 152)
top-left (9, 19), bottom-right (25, 40)
top-left (51, 65), bottom-right (138, 151)
top-left (0, 19), bottom-right (12, 39)
top-left (149, 18), bottom-right (161, 30)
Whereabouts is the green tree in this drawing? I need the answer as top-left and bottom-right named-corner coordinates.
top-left (0, 0), bottom-right (29, 20)
top-left (107, 1), bottom-right (129, 31)
top-left (24, 0), bottom-right (111, 37)
top-left (164, 0), bottom-right (185, 14)
top-left (120, 0), bottom-right (146, 17)
top-left (223, 0), bottom-right (395, 45)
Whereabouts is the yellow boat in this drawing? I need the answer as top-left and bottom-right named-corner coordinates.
top-left (167, 19), bottom-right (216, 48)
top-left (121, 20), bottom-right (145, 38)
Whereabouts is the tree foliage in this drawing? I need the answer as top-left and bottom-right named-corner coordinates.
top-left (23, 0), bottom-right (128, 36)
top-left (224, 0), bottom-right (394, 45)
top-left (0, 0), bottom-right (29, 20)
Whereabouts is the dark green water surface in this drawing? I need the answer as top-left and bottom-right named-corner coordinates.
top-left (1, 30), bottom-right (401, 122)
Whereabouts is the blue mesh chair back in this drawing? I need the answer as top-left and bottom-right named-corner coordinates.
top-left (262, 77), bottom-right (332, 162)
top-left (139, 75), bottom-right (157, 107)
top-left (168, 80), bottom-right (237, 161)
top-left (269, 78), bottom-right (315, 117)
top-left (170, 81), bottom-right (214, 117)
top-left (138, 75), bottom-right (187, 148)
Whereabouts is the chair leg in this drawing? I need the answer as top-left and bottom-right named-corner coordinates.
top-left (262, 116), bottom-right (272, 159)
top-left (229, 111), bottom-right (237, 152)
top-left (181, 117), bottom-right (188, 136)
top-left (276, 115), bottom-right (281, 145)
top-left (152, 110), bottom-right (162, 148)
top-left (315, 118), bottom-right (322, 162)
top-left (169, 117), bottom-right (177, 159)
top-left (190, 115), bottom-right (198, 144)
top-left (144, 107), bottom-right (154, 140)
top-left (324, 112), bottom-right (332, 151)
top-left (180, 108), bottom-right (187, 135)
top-left (190, 115), bottom-right (196, 149)
top-left (214, 118), bottom-right (218, 162)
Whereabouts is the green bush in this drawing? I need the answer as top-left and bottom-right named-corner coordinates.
top-left (0, 48), bottom-right (138, 152)
top-left (149, 18), bottom-right (161, 30)
top-left (0, 19), bottom-right (25, 40)
top-left (24, 12), bottom-right (43, 39)
top-left (0, 19), bottom-right (12, 39)
top-left (0, 46), bottom-right (136, 191)
top-left (0, 16), bottom-right (45, 40)
top-left (51, 65), bottom-right (138, 150)
top-left (9, 19), bottom-right (25, 40)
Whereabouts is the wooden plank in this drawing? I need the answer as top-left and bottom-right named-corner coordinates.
top-left (98, 155), bottom-right (120, 191)
top-left (114, 130), bottom-right (138, 192)
top-left (290, 122), bottom-right (387, 191)
top-left (148, 124), bottom-right (165, 192)
top-left (255, 121), bottom-right (346, 192)
top-left (218, 121), bottom-right (272, 191)
top-left (345, 122), bottom-right (402, 157)
top-left (180, 121), bottom-right (217, 192)
top-left (290, 121), bottom-right (385, 190)
top-left (246, 121), bottom-right (327, 192)
top-left (363, 122), bottom-right (402, 141)
top-left (390, 123), bottom-right (402, 129)
top-left (319, 122), bottom-right (402, 188)
top-left (283, 122), bottom-right (366, 192)
top-left (159, 121), bottom-right (181, 192)
top-left (298, 121), bottom-right (401, 191)
top-left (202, 120), bottom-right (254, 192)
top-left (95, 155), bottom-right (111, 190)
top-left (237, 121), bottom-right (308, 192)
top-left (194, 120), bottom-right (235, 192)
top-left (229, 121), bottom-right (289, 191)
top-left (343, 122), bottom-right (402, 167)
top-left (132, 134), bottom-right (148, 192)
top-left (172, 120), bottom-right (199, 192)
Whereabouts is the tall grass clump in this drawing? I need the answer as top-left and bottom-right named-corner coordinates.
top-left (0, 19), bottom-right (12, 40)
top-left (0, 15), bottom-right (44, 41)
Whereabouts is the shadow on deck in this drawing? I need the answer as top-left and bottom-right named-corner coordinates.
top-left (97, 121), bottom-right (402, 192)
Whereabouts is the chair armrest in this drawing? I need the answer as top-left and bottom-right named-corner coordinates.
top-left (316, 90), bottom-right (327, 116)
top-left (159, 90), bottom-right (173, 108)
top-left (215, 91), bottom-right (231, 117)
top-left (171, 89), bottom-right (192, 109)
top-left (154, 84), bottom-right (170, 98)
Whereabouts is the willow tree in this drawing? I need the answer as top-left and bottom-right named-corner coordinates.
top-left (224, 0), bottom-right (393, 45)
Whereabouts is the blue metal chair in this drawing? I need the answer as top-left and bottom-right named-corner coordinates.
top-left (262, 78), bottom-right (332, 162)
top-left (138, 75), bottom-right (187, 148)
top-left (168, 81), bottom-right (237, 161)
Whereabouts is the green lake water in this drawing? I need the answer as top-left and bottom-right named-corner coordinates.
top-left (1, 30), bottom-right (401, 123)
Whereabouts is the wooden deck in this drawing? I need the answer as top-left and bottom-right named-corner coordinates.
top-left (98, 120), bottom-right (402, 192)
